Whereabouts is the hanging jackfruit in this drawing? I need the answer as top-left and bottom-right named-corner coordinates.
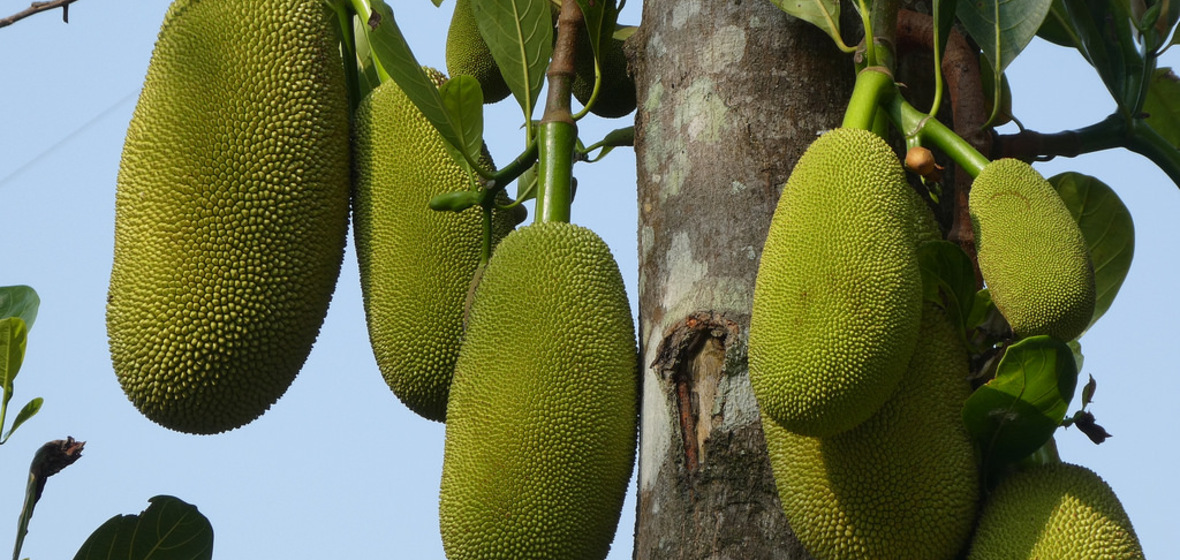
top-left (750, 127), bottom-right (928, 437)
top-left (439, 222), bottom-right (638, 560)
top-left (446, 0), bottom-right (511, 103)
top-left (572, 28), bottom-right (637, 118)
top-left (968, 462), bottom-right (1144, 559)
top-left (107, 0), bottom-right (350, 434)
top-left (970, 159), bottom-right (1095, 341)
top-left (763, 305), bottom-right (980, 560)
top-left (352, 69), bottom-right (515, 422)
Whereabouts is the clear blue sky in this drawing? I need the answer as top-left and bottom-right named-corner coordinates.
top-left (0, 1), bottom-right (1175, 559)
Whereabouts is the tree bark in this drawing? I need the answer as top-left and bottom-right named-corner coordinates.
top-left (629, 0), bottom-right (856, 558)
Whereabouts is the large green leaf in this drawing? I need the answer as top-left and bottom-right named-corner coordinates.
top-left (439, 75), bottom-right (486, 162)
top-left (0, 317), bottom-right (28, 405)
top-left (73, 496), bottom-right (213, 560)
top-left (1144, 67), bottom-right (1180, 147)
top-left (1047, 172), bottom-right (1135, 330)
top-left (767, 0), bottom-right (843, 48)
top-left (1037, 0), bottom-right (1082, 47)
top-left (962, 336), bottom-right (1078, 465)
top-left (957, 0), bottom-right (1053, 77)
top-left (472, 0), bottom-right (553, 120)
top-left (917, 241), bottom-right (977, 335)
top-left (0, 286), bottom-right (39, 330)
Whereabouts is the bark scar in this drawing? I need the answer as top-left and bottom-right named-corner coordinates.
top-left (652, 311), bottom-right (740, 477)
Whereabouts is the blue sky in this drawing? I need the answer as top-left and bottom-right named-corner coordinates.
top-left (0, 1), bottom-right (1176, 559)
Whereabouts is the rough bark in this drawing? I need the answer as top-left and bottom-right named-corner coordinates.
top-left (629, 0), bottom-right (856, 557)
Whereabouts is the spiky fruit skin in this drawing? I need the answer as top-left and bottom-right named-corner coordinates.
top-left (107, 0), bottom-right (350, 434)
top-left (440, 222), bottom-right (638, 560)
top-left (352, 74), bottom-right (514, 423)
top-left (749, 127), bottom-right (927, 437)
top-left (572, 33), bottom-right (636, 118)
top-left (968, 463), bottom-right (1144, 559)
top-left (970, 159), bottom-right (1095, 341)
top-left (446, 0), bottom-right (511, 104)
top-left (763, 305), bottom-right (980, 560)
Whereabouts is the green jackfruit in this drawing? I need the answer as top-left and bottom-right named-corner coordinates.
top-left (439, 222), bottom-right (638, 560)
top-left (763, 305), bottom-right (980, 560)
top-left (572, 27), bottom-right (637, 118)
top-left (446, 0), bottom-right (511, 104)
top-left (750, 127), bottom-right (928, 437)
top-left (968, 463), bottom-right (1144, 559)
top-left (107, 0), bottom-right (350, 434)
top-left (352, 71), bottom-right (515, 422)
top-left (970, 159), bottom-right (1095, 341)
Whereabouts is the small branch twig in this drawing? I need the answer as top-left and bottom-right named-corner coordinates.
top-left (12, 437), bottom-right (85, 560)
top-left (0, 0), bottom-right (79, 29)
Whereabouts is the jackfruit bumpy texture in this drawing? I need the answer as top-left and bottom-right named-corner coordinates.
top-left (352, 73), bottom-right (515, 422)
top-left (107, 0), bottom-right (350, 435)
top-left (446, 0), bottom-right (511, 103)
top-left (970, 159), bottom-right (1095, 341)
top-left (750, 127), bottom-right (927, 437)
top-left (440, 222), bottom-right (638, 560)
top-left (763, 305), bottom-right (980, 560)
top-left (968, 462), bottom-right (1144, 559)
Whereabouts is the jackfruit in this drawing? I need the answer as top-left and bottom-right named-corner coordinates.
top-left (572, 28), bottom-right (636, 118)
top-left (446, 0), bottom-right (511, 104)
top-left (107, 0), bottom-right (350, 434)
top-left (970, 159), bottom-right (1095, 341)
top-left (763, 305), bottom-right (980, 560)
top-left (749, 127), bottom-right (928, 437)
top-left (968, 462), bottom-right (1144, 559)
top-left (439, 222), bottom-right (638, 560)
top-left (352, 70), bottom-right (515, 422)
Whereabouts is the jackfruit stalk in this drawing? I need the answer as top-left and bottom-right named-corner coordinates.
top-left (352, 70), bottom-right (515, 422)
top-left (750, 127), bottom-right (928, 437)
top-left (763, 305), bottom-right (980, 560)
top-left (970, 158), bottom-right (1095, 341)
top-left (107, 0), bottom-right (350, 434)
top-left (439, 222), bottom-right (638, 560)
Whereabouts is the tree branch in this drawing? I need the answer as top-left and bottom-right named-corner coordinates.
top-left (0, 0), bottom-right (79, 29)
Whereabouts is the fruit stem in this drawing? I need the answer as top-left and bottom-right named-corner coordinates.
top-left (535, 121), bottom-right (576, 224)
top-left (842, 66), bottom-right (893, 132)
top-left (881, 90), bottom-right (989, 178)
top-left (490, 138), bottom-right (540, 191)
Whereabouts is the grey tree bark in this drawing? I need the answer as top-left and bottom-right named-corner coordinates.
top-left (628, 0), bottom-right (856, 557)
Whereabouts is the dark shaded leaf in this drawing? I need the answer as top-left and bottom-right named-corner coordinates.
top-left (917, 241), bottom-right (977, 335)
top-left (1143, 67), bottom-right (1180, 147)
top-left (1081, 373), bottom-right (1097, 408)
top-left (957, 0), bottom-right (1053, 75)
top-left (1072, 410), bottom-right (1112, 443)
top-left (73, 496), bottom-right (213, 560)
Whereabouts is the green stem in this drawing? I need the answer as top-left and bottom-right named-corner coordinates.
top-left (881, 90), bottom-right (990, 177)
top-left (333, 0), bottom-right (361, 115)
top-left (842, 67), bottom-right (894, 131)
top-left (535, 120), bottom-right (576, 224)
top-left (347, 0), bottom-right (390, 83)
top-left (490, 139), bottom-right (540, 193)
top-left (1126, 118), bottom-right (1180, 188)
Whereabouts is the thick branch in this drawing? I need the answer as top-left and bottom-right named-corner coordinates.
top-left (0, 0), bottom-right (79, 28)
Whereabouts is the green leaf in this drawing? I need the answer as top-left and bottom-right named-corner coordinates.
top-left (1067, 338), bottom-right (1084, 373)
top-left (1060, 0), bottom-right (1145, 111)
top-left (962, 336), bottom-right (1079, 465)
top-left (3, 397), bottom-right (42, 442)
top-left (956, 0), bottom-right (1053, 76)
top-left (767, 0), bottom-right (844, 48)
top-left (1037, 0), bottom-right (1082, 47)
top-left (439, 75), bottom-right (486, 162)
top-left (917, 241), bottom-right (977, 334)
top-left (472, 0), bottom-right (553, 120)
top-left (934, 0), bottom-right (959, 53)
top-left (1143, 67), bottom-right (1180, 147)
top-left (73, 496), bottom-right (213, 560)
top-left (576, 0), bottom-right (614, 76)
top-left (1047, 172), bottom-right (1135, 330)
top-left (1081, 373), bottom-right (1097, 408)
top-left (0, 286), bottom-right (39, 331)
top-left (967, 288), bottom-right (995, 332)
top-left (0, 318), bottom-right (28, 405)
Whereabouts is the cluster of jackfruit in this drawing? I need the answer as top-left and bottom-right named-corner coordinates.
top-left (108, 0), bottom-right (351, 434)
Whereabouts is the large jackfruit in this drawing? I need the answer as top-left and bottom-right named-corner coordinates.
top-left (750, 127), bottom-right (928, 437)
top-left (970, 159), bottom-right (1095, 341)
top-left (968, 462), bottom-right (1144, 559)
top-left (446, 0), bottom-right (511, 104)
top-left (439, 222), bottom-right (638, 560)
top-left (763, 305), bottom-right (980, 560)
top-left (107, 0), bottom-right (350, 434)
top-left (352, 71), bottom-right (515, 422)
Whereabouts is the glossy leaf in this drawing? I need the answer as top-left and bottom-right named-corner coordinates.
top-left (1143, 67), bottom-right (1180, 148)
top-left (956, 0), bottom-right (1052, 77)
top-left (472, 0), bottom-right (553, 119)
top-left (73, 496), bottom-right (213, 560)
top-left (768, 0), bottom-right (843, 48)
top-left (963, 336), bottom-right (1078, 465)
top-left (1037, 0), bottom-right (1081, 47)
top-left (0, 286), bottom-right (39, 331)
top-left (3, 397), bottom-right (42, 442)
top-left (917, 241), bottom-right (977, 334)
top-left (439, 75), bottom-right (486, 162)
top-left (1048, 172), bottom-right (1135, 330)
top-left (0, 317), bottom-right (28, 404)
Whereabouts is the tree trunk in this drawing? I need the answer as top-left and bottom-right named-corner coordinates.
top-left (629, 1), bottom-right (856, 557)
